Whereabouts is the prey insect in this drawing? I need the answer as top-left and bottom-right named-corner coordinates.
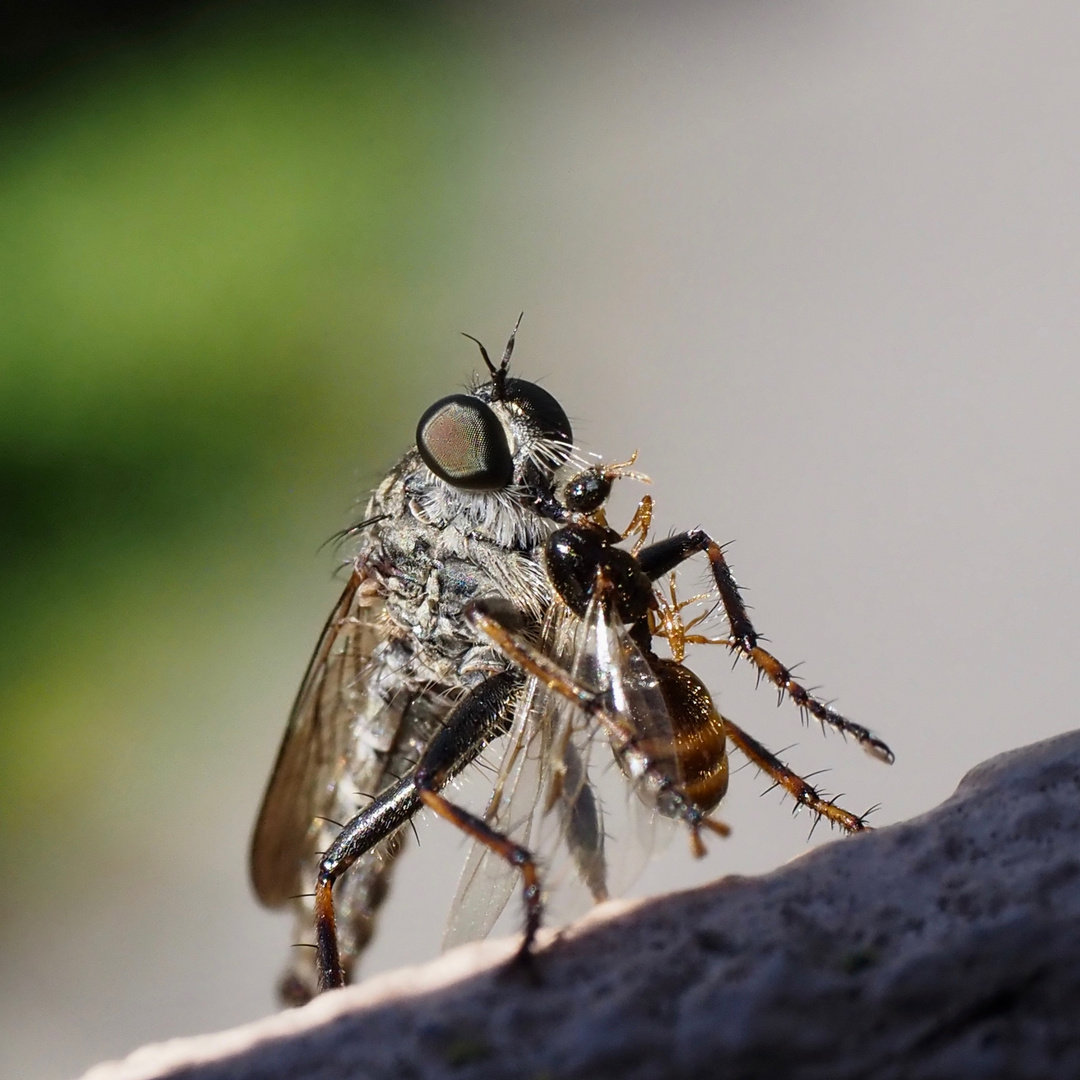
top-left (250, 319), bottom-right (894, 1003)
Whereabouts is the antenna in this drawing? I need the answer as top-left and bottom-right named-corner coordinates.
top-left (461, 312), bottom-right (523, 400)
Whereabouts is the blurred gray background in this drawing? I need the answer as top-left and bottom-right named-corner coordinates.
top-left (2, 2), bottom-right (1079, 1077)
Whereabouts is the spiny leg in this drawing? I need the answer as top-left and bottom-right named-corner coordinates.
top-left (647, 576), bottom-right (866, 830)
top-left (314, 778), bottom-right (419, 991)
top-left (313, 670), bottom-right (522, 991)
top-left (722, 716), bottom-right (870, 833)
top-left (466, 598), bottom-right (730, 858)
top-left (636, 529), bottom-right (894, 764)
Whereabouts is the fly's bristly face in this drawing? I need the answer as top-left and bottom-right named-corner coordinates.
top-left (250, 317), bottom-right (894, 1006)
top-left (417, 376), bottom-right (574, 493)
top-left (404, 318), bottom-right (577, 555)
top-left (407, 375), bottom-right (576, 552)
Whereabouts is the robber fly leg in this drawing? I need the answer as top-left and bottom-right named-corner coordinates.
top-left (313, 776), bottom-right (418, 990)
top-left (415, 791), bottom-right (544, 963)
top-left (313, 669), bottom-right (522, 992)
top-left (635, 530), bottom-right (894, 764)
top-left (721, 716), bottom-right (871, 832)
top-left (408, 676), bottom-right (544, 964)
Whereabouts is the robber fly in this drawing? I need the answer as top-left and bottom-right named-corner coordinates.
top-left (250, 318), bottom-right (894, 1003)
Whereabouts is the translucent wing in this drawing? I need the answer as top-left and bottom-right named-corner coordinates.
top-left (537, 587), bottom-right (680, 910)
top-left (584, 586), bottom-right (683, 801)
top-left (445, 585), bottom-right (684, 948)
top-left (526, 682), bottom-right (612, 927)
top-left (442, 606), bottom-right (573, 948)
top-left (250, 566), bottom-right (391, 907)
top-left (442, 677), bottom-right (550, 947)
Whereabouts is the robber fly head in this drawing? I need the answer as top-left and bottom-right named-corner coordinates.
top-left (416, 319), bottom-right (574, 495)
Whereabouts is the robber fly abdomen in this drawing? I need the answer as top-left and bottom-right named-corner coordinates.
top-left (251, 318), bottom-right (894, 1002)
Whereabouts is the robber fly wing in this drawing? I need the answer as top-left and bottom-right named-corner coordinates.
top-left (442, 604), bottom-right (574, 949)
top-left (442, 672), bottom-right (551, 948)
top-left (250, 567), bottom-right (386, 907)
top-left (464, 600), bottom-right (624, 932)
top-left (523, 607), bottom-right (613, 920)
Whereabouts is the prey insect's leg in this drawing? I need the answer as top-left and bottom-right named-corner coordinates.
top-left (591, 494), bottom-right (653, 554)
top-left (466, 599), bottom-right (730, 858)
top-left (620, 494), bottom-right (654, 555)
top-left (636, 530), bottom-right (894, 764)
top-left (721, 716), bottom-right (870, 833)
top-left (314, 670), bottom-right (522, 992)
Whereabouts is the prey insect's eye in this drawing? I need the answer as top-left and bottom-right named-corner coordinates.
top-left (417, 395), bottom-right (514, 490)
top-left (503, 379), bottom-right (573, 449)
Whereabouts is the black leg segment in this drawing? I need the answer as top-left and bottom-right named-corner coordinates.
top-left (314, 669), bottom-right (523, 991)
top-left (638, 530), bottom-right (756, 650)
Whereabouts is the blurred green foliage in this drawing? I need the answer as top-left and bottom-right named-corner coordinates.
top-left (0, 2), bottom-right (485, 859)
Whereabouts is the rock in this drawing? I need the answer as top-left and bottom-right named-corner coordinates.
top-left (82, 730), bottom-right (1080, 1080)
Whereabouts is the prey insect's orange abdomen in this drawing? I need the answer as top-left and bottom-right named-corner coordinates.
top-left (652, 658), bottom-right (729, 814)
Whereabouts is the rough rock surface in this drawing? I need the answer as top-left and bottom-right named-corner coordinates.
top-left (83, 731), bottom-right (1080, 1080)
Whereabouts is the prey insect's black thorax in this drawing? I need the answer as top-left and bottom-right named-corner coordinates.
top-left (545, 523), bottom-right (655, 650)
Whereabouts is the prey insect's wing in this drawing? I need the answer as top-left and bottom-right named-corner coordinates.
top-left (250, 566), bottom-right (388, 907)
top-left (586, 587), bottom-right (683, 795)
top-left (538, 586), bottom-right (681, 909)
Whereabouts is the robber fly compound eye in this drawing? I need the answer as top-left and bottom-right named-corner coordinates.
top-left (501, 378), bottom-right (573, 451)
top-left (416, 395), bottom-right (514, 490)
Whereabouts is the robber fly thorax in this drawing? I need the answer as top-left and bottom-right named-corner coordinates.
top-left (251, 319), bottom-right (894, 1003)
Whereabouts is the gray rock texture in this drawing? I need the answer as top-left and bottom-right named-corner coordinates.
top-left (83, 730), bottom-right (1080, 1080)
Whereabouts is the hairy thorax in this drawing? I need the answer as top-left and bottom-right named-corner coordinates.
top-left (357, 451), bottom-right (557, 692)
